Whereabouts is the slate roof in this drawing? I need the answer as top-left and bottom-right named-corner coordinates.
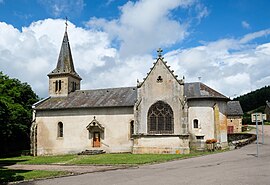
top-left (35, 87), bottom-right (137, 110)
top-left (184, 82), bottom-right (228, 100)
top-left (227, 101), bottom-right (244, 116)
top-left (48, 31), bottom-right (81, 80)
top-left (35, 82), bottom-right (228, 110)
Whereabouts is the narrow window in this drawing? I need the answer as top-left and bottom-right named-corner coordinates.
top-left (55, 80), bottom-right (58, 92)
top-left (130, 121), bottom-right (134, 137)
top-left (71, 82), bottom-right (76, 92)
top-left (58, 80), bottom-right (62, 91)
top-left (193, 119), bottom-right (199, 128)
top-left (58, 122), bottom-right (63, 137)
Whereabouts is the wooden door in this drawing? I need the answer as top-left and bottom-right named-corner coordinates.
top-left (93, 132), bottom-right (101, 147)
top-left (227, 126), bottom-right (234, 134)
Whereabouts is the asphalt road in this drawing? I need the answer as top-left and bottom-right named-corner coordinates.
top-left (20, 129), bottom-right (270, 185)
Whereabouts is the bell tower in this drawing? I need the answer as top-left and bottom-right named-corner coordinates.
top-left (47, 21), bottom-right (82, 97)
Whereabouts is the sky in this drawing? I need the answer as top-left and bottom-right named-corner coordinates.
top-left (0, 0), bottom-right (270, 99)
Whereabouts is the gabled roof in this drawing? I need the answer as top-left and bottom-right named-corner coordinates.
top-left (138, 50), bottom-right (183, 88)
top-left (35, 87), bottom-right (137, 110)
top-left (227, 101), bottom-right (244, 116)
top-left (184, 82), bottom-right (228, 100)
top-left (86, 117), bottom-right (104, 131)
top-left (48, 31), bottom-right (81, 80)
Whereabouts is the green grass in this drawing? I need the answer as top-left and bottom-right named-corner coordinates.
top-left (0, 151), bottom-right (223, 166)
top-left (67, 152), bottom-right (213, 165)
top-left (0, 151), bottom-right (225, 183)
top-left (0, 168), bottom-right (69, 184)
top-left (0, 154), bottom-right (77, 165)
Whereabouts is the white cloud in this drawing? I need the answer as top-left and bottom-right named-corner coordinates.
top-left (241, 21), bottom-right (250, 29)
top-left (86, 0), bottom-right (200, 57)
top-left (240, 29), bottom-right (270, 43)
top-left (165, 30), bottom-right (270, 97)
top-left (0, 19), bottom-right (116, 98)
top-left (0, 0), bottom-right (269, 100)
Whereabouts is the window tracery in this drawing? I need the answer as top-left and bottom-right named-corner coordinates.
top-left (147, 101), bottom-right (174, 134)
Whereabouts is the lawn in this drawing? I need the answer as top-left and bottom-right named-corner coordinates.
top-left (0, 168), bottom-right (69, 184)
top-left (0, 150), bottom-right (224, 183)
top-left (0, 150), bottom-right (222, 166)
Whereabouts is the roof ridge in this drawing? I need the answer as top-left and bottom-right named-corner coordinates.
top-left (76, 86), bottom-right (137, 92)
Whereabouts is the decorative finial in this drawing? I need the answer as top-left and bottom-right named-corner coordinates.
top-left (65, 16), bottom-right (68, 32)
top-left (94, 116), bottom-right (96, 120)
top-left (157, 48), bottom-right (163, 58)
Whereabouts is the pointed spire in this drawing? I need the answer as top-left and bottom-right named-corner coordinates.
top-left (48, 21), bottom-right (81, 80)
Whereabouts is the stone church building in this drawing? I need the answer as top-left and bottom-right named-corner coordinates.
top-left (31, 29), bottom-right (230, 156)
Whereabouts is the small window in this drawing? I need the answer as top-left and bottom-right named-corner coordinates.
top-left (58, 122), bottom-right (63, 137)
top-left (157, 76), bottom-right (163, 83)
top-left (58, 80), bottom-right (62, 91)
top-left (196, 136), bottom-right (204, 140)
top-left (130, 121), bottom-right (134, 137)
top-left (71, 82), bottom-right (76, 92)
top-left (193, 119), bottom-right (199, 128)
top-left (55, 80), bottom-right (58, 92)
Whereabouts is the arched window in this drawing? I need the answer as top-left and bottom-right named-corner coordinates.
top-left (58, 122), bottom-right (63, 137)
top-left (193, 119), bottom-right (199, 128)
top-left (147, 101), bottom-right (174, 134)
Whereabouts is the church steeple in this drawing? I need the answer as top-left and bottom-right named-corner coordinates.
top-left (48, 22), bottom-right (82, 97)
top-left (48, 30), bottom-right (81, 80)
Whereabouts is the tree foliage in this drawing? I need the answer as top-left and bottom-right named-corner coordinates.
top-left (234, 86), bottom-right (270, 112)
top-left (0, 72), bottom-right (38, 156)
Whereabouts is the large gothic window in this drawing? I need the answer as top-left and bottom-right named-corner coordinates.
top-left (147, 101), bottom-right (174, 134)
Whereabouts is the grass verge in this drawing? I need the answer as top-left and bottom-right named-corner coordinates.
top-left (0, 168), bottom-right (69, 184)
top-left (0, 150), bottom-right (226, 183)
top-left (0, 150), bottom-right (223, 166)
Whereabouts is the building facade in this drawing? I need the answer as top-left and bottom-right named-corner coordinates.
top-left (227, 101), bottom-right (244, 133)
top-left (31, 30), bottom-right (230, 156)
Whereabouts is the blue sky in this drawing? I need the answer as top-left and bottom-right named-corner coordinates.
top-left (0, 0), bottom-right (270, 98)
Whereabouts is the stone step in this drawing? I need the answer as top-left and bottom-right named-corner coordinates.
top-left (78, 149), bottom-right (106, 155)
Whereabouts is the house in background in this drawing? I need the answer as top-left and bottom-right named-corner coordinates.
top-left (227, 101), bottom-right (244, 133)
top-left (31, 28), bottom-right (231, 156)
top-left (265, 101), bottom-right (270, 122)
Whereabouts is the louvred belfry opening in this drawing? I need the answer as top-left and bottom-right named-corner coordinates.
top-left (147, 101), bottom-right (174, 134)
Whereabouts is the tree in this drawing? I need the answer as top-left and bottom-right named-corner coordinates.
top-left (234, 86), bottom-right (270, 112)
top-left (0, 72), bottom-right (38, 156)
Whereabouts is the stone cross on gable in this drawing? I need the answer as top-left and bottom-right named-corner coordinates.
top-left (157, 48), bottom-right (163, 58)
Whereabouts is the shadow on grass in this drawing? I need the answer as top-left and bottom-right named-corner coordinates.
top-left (0, 168), bottom-right (30, 184)
top-left (0, 159), bottom-right (29, 184)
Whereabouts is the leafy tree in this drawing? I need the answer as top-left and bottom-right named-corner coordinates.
top-left (234, 86), bottom-right (270, 113)
top-left (0, 72), bottom-right (38, 156)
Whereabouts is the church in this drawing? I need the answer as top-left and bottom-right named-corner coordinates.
top-left (31, 28), bottom-right (230, 156)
